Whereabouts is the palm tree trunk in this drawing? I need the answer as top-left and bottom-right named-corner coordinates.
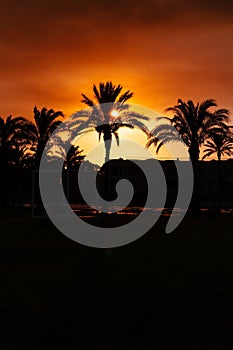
top-left (104, 139), bottom-right (112, 163)
top-left (103, 128), bottom-right (112, 164)
top-left (189, 143), bottom-right (200, 215)
top-left (103, 128), bottom-right (112, 199)
top-left (217, 151), bottom-right (221, 206)
top-left (34, 142), bottom-right (45, 212)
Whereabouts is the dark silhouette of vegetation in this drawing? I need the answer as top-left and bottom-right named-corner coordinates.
top-left (147, 99), bottom-right (230, 161)
top-left (28, 106), bottom-right (64, 168)
top-left (203, 129), bottom-right (233, 205)
top-left (0, 94), bottom-right (232, 210)
top-left (203, 129), bottom-right (233, 161)
top-left (0, 116), bottom-right (33, 168)
top-left (146, 99), bottom-right (231, 212)
top-left (0, 115), bottom-right (35, 207)
top-left (47, 136), bottom-right (85, 169)
top-left (72, 81), bottom-right (150, 163)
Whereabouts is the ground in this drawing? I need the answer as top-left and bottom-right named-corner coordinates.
top-left (0, 209), bottom-right (232, 349)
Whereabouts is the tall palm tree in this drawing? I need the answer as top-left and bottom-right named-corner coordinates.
top-left (29, 106), bottom-right (64, 168)
top-left (71, 82), bottom-right (150, 163)
top-left (202, 129), bottom-right (233, 161)
top-left (146, 99), bottom-right (230, 212)
top-left (23, 106), bottom-right (64, 209)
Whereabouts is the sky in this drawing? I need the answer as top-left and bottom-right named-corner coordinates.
top-left (0, 0), bottom-right (233, 163)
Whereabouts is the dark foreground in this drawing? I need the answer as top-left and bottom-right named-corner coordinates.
top-left (0, 209), bottom-right (232, 349)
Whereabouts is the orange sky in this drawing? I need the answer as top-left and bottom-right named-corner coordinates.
top-left (0, 0), bottom-right (233, 165)
top-left (0, 0), bottom-right (233, 122)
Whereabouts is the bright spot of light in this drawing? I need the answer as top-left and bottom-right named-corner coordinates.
top-left (111, 109), bottom-right (119, 118)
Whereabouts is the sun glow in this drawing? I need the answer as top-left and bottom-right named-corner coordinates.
top-left (111, 109), bottom-right (119, 118)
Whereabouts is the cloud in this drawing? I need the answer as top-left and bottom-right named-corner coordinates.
top-left (0, 0), bottom-right (232, 119)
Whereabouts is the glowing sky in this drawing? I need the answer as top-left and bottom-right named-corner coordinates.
top-left (0, 0), bottom-right (233, 163)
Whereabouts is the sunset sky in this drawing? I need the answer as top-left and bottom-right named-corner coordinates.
top-left (0, 0), bottom-right (233, 162)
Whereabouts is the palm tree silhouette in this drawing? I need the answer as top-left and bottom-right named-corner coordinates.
top-left (146, 99), bottom-right (230, 211)
top-left (46, 136), bottom-right (85, 204)
top-left (72, 82), bottom-right (149, 163)
top-left (0, 115), bottom-right (34, 207)
top-left (202, 129), bottom-right (233, 161)
top-left (23, 106), bottom-right (64, 209)
top-left (0, 116), bottom-right (33, 168)
top-left (147, 99), bottom-right (230, 161)
top-left (202, 129), bottom-right (233, 205)
top-left (47, 136), bottom-right (85, 169)
top-left (29, 106), bottom-right (64, 168)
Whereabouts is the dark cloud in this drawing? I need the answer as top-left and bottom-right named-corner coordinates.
top-left (0, 0), bottom-right (232, 54)
top-left (1, 0), bottom-right (233, 28)
top-left (0, 0), bottom-right (232, 118)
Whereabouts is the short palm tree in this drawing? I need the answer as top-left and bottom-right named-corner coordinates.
top-left (71, 81), bottom-right (150, 163)
top-left (203, 129), bottom-right (233, 204)
top-left (47, 136), bottom-right (85, 169)
top-left (203, 129), bottom-right (233, 161)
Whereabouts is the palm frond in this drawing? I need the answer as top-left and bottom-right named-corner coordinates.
top-left (113, 131), bottom-right (119, 146)
top-left (81, 94), bottom-right (95, 107)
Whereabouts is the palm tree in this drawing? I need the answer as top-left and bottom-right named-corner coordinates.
top-left (47, 136), bottom-right (85, 169)
top-left (71, 81), bottom-right (150, 163)
top-left (0, 115), bottom-right (34, 207)
top-left (23, 106), bottom-right (64, 209)
top-left (0, 116), bottom-right (29, 167)
top-left (147, 99), bottom-right (230, 161)
top-left (46, 136), bottom-right (85, 203)
top-left (0, 115), bottom-right (33, 168)
top-left (203, 129), bottom-right (233, 205)
top-left (202, 129), bottom-right (233, 161)
top-left (29, 106), bottom-right (64, 168)
top-left (146, 99), bottom-right (230, 212)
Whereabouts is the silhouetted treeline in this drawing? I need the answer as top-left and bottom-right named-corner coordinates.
top-left (0, 82), bottom-right (233, 210)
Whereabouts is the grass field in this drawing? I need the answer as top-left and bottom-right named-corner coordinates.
top-left (0, 209), bottom-right (232, 349)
